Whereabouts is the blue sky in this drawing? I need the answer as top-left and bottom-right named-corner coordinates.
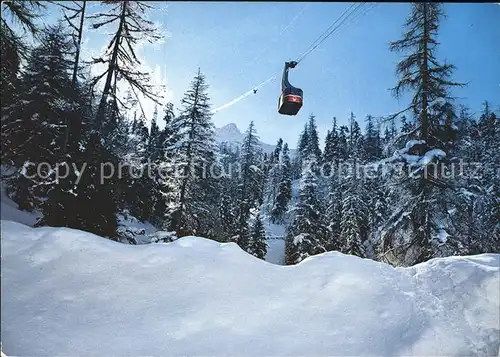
top-left (40, 2), bottom-right (500, 147)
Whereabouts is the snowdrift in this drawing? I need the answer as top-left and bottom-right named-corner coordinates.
top-left (1, 220), bottom-right (499, 356)
top-left (0, 183), bottom-right (41, 227)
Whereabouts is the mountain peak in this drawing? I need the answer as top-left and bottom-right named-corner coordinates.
top-left (215, 123), bottom-right (295, 156)
top-left (222, 123), bottom-right (239, 131)
top-left (215, 123), bottom-right (244, 143)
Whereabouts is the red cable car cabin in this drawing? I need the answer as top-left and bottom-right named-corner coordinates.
top-left (278, 61), bottom-right (303, 116)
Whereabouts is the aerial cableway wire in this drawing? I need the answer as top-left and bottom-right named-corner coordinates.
top-left (245, 3), bottom-right (313, 69)
top-left (211, 2), bottom-right (371, 114)
top-left (226, 3), bottom-right (313, 111)
top-left (295, 2), bottom-right (365, 64)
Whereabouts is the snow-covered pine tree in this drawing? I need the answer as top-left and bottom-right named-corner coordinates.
top-left (293, 122), bottom-right (309, 179)
top-left (382, 117), bottom-right (398, 157)
top-left (339, 112), bottom-right (369, 258)
top-left (322, 118), bottom-right (342, 253)
top-left (234, 121), bottom-right (264, 251)
top-left (49, 1), bottom-right (162, 238)
top-left (151, 102), bottom-right (177, 227)
top-left (449, 105), bottom-right (484, 254)
top-left (271, 142), bottom-right (292, 224)
top-left (305, 113), bottom-right (322, 164)
top-left (166, 69), bottom-right (219, 238)
top-left (381, 2), bottom-right (465, 265)
top-left (364, 115), bottom-right (382, 162)
top-left (285, 152), bottom-right (327, 264)
top-left (126, 113), bottom-right (149, 157)
top-left (362, 114), bottom-right (387, 257)
top-left (264, 138), bottom-right (283, 217)
top-left (297, 122), bottom-right (309, 157)
top-left (347, 112), bottom-right (365, 163)
top-left (2, 23), bottom-right (74, 164)
top-left (147, 105), bottom-right (160, 159)
top-left (323, 117), bottom-right (339, 174)
top-left (216, 142), bottom-right (240, 242)
top-left (337, 125), bottom-right (349, 163)
top-left (325, 177), bottom-right (342, 252)
top-left (156, 102), bottom-right (176, 161)
top-left (119, 112), bottom-right (155, 222)
top-left (339, 178), bottom-right (368, 258)
top-left (139, 105), bottom-right (168, 226)
top-left (470, 103), bottom-right (500, 253)
top-left (1, 1), bottom-right (45, 109)
top-left (324, 121), bottom-right (350, 253)
top-left (2, 24), bottom-right (76, 211)
top-left (23, 20), bottom-right (102, 233)
top-left (271, 138), bottom-right (283, 164)
top-left (249, 213), bottom-right (268, 259)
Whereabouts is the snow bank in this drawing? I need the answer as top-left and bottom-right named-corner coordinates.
top-left (0, 183), bottom-right (41, 227)
top-left (1, 220), bottom-right (499, 356)
top-left (116, 210), bottom-right (160, 244)
top-left (0, 181), bottom-right (158, 243)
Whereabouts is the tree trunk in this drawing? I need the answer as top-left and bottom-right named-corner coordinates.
top-left (420, 2), bottom-right (430, 144)
top-left (63, 0), bottom-right (87, 154)
top-left (177, 78), bottom-right (200, 233)
top-left (94, 1), bottom-right (127, 133)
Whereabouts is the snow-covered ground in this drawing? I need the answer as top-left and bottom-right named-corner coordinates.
top-left (0, 180), bottom-right (158, 244)
top-left (264, 238), bottom-right (285, 264)
top-left (0, 181), bottom-right (41, 227)
top-left (2, 220), bottom-right (499, 356)
top-left (1, 180), bottom-right (286, 262)
top-left (264, 220), bottom-right (286, 264)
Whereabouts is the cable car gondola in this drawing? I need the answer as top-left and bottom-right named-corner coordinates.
top-left (278, 61), bottom-right (303, 116)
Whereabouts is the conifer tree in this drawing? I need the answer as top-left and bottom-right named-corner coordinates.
top-left (152, 103), bottom-right (177, 227)
top-left (234, 121), bottom-right (264, 251)
top-left (338, 112), bottom-right (369, 258)
top-left (323, 117), bottom-right (339, 169)
top-left (166, 69), bottom-right (218, 237)
top-left (382, 2), bottom-right (465, 265)
top-left (325, 178), bottom-right (342, 252)
top-left (249, 213), bottom-right (268, 259)
top-left (1, 1), bottom-right (45, 108)
top-left (217, 142), bottom-right (240, 242)
top-left (293, 122), bottom-right (309, 179)
top-left (348, 112), bottom-right (364, 163)
top-left (271, 143), bottom-right (292, 223)
top-left (305, 113), bottom-right (322, 163)
top-left (339, 180), bottom-right (368, 258)
top-left (364, 115), bottom-right (382, 162)
top-left (285, 135), bottom-right (327, 264)
top-left (2, 25), bottom-right (77, 211)
top-left (337, 125), bottom-right (349, 162)
top-left (264, 138), bottom-right (283, 215)
top-left (147, 105), bottom-right (161, 160)
top-left (90, 0), bottom-right (162, 142)
top-left (285, 161), bottom-right (327, 264)
top-left (57, 0), bottom-right (87, 152)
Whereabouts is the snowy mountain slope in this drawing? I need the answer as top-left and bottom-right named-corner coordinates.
top-left (216, 123), bottom-right (296, 155)
top-left (2, 220), bottom-right (499, 356)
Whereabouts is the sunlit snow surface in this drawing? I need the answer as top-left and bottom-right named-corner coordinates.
top-left (1, 220), bottom-right (499, 356)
